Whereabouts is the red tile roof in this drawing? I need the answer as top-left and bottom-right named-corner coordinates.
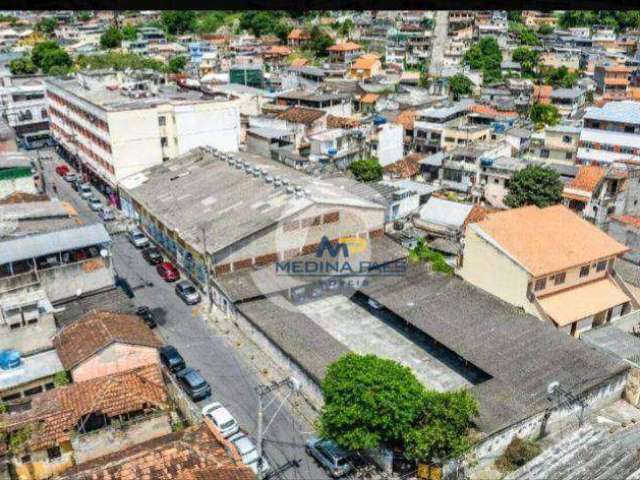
top-left (327, 41), bottom-right (362, 52)
top-left (278, 106), bottom-right (326, 125)
top-left (288, 28), bottom-right (310, 41)
top-left (53, 310), bottom-right (163, 370)
top-left (565, 165), bottom-right (606, 194)
top-left (1, 365), bottom-right (167, 452)
top-left (611, 215), bottom-right (640, 228)
top-left (383, 153), bottom-right (423, 178)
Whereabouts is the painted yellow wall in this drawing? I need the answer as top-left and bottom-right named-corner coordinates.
top-left (460, 226), bottom-right (535, 315)
top-left (13, 442), bottom-right (73, 480)
top-left (532, 258), bottom-right (612, 297)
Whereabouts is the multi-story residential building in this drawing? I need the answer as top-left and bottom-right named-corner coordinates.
top-left (577, 101), bottom-right (640, 165)
top-left (0, 75), bottom-right (49, 137)
top-left (525, 124), bottom-right (580, 165)
top-left (594, 64), bottom-right (633, 99)
top-left (45, 71), bottom-right (241, 201)
top-left (461, 205), bottom-right (635, 337)
top-left (549, 87), bottom-right (586, 118)
top-left (413, 99), bottom-right (474, 154)
top-left (326, 41), bottom-right (363, 63)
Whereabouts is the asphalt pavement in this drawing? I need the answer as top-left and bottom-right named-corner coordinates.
top-left (39, 149), bottom-right (330, 480)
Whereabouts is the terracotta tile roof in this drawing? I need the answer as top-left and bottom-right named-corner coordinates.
top-left (351, 54), bottom-right (380, 70)
top-left (56, 421), bottom-right (253, 480)
top-left (1, 365), bottom-right (167, 452)
top-left (537, 278), bottom-right (630, 326)
top-left (288, 28), bottom-right (310, 41)
top-left (464, 204), bottom-right (496, 227)
top-left (393, 109), bottom-right (417, 131)
top-left (565, 165), bottom-right (606, 194)
top-left (383, 153), bottom-right (423, 178)
top-left (278, 106), bottom-right (326, 125)
top-left (611, 215), bottom-right (640, 228)
top-left (327, 41), bottom-right (362, 52)
top-left (264, 45), bottom-right (292, 56)
top-left (360, 93), bottom-right (379, 104)
top-left (605, 77), bottom-right (630, 86)
top-left (533, 85), bottom-right (553, 104)
top-left (472, 205), bottom-right (629, 276)
top-left (326, 114), bottom-right (360, 129)
top-left (53, 310), bottom-right (163, 370)
top-left (290, 58), bottom-right (309, 67)
top-left (469, 104), bottom-right (518, 119)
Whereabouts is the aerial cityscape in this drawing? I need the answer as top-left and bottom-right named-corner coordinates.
top-left (1, 8), bottom-right (640, 480)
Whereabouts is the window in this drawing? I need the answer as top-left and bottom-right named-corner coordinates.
top-left (47, 446), bottom-right (62, 461)
top-left (554, 272), bottom-right (566, 285)
top-left (625, 125), bottom-right (635, 133)
top-left (2, 392), bottom-right (21, 402)
top-left (45, 382), bottom-right (55, 390)
top-left (566, 152), bottom-right (573, 160)
top-left (562, 135), bottom-right (572, 143)
top-left (24, 385), bottom-right (43, 396)
top-left (160, 137), bottom-right (168, 147)
top-left (596, 260), bottom-right (607, 272)
top-left (41, 108), bottom-right (48, 119)
top-left (20, 455), bottom-right (31, 464)
top-left (580, 265), bottom-right (590, 277)
top-left (540, 149), bottom-right (550, 158)
top-left (534, 278), bottom-right (546, 291)
top-left (158, 116), bottom-right (166, 126)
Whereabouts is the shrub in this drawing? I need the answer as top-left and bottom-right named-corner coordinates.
top-left (496, 437), bottom-right (542, 471)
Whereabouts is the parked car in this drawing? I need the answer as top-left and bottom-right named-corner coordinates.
top-left (99, 206), bottom-right (115, 222)
top-left (157, 262), bottom-right (180, 282)
top-left (55, 164), bottom-right (69, 176)
top-left (306, 437), bottom-right (353, 478)
top-left (228, 432), bottom-right (271, 476)
top-left (142, 246), bottom-right (163, 265)
top-left (176, 367), bottom-right (211, 401)
top-left (71, 178), bottom-right (82, 191)
top-left (159, 345), bottom-right (186, 373)
top-left (201, 402), bottom-right (239, 438)
top-left (128, 228), bottom-right (150, 249)
top-left (78, 184), bottom-right (93, 199)
top-left (88, 197), bottom-right (102, 211)
top-left (135, 306), bottom-right (157, 329)
top-left (63, 173), bottom-right (76, 183)
top-left (175, 281), bottom-right (201, 305)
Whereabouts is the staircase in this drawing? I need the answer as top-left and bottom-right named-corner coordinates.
top-left (428, 11), bottom-right (449, 77)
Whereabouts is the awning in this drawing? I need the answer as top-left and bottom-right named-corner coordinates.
top-left (537, 278), bottom-right (630, 327)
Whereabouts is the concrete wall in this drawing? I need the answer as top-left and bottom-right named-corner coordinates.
top-left (473, 370), bottom-right (628, 464)
top-left (0, 176), bottom-right (37, 200)
top-left (71, 413), bottom-right (171, 464)
top-left (460, 227), bottom-right (533, 314)
top-left (608, 221), bottom-right (640, 265)
top-left (12, 442), bottom-right (74, 480)
top-left (532, 259), bottom-right (612, 298)
top-left (375, 123), bottom-right (404, 167)
top-left (71, 344), bottom-right (160, 383)
top-left (39, 257), bottom-right (115, 304)
top-left (172, 101), bottom-right (240, 154)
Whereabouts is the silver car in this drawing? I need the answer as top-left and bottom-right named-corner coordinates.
top-left (306, 436), bottom-right (353, 478)
top-left (175, 281), bottom-right (201, 305)
top-left (228, 432), bottom-right (271, 476)
top-left (88, 197), bottom-right (102, 211)
top-left (79, 184), bottom-right (93, 199)
top-left (128, 228), bottom-right (150, 249)
top-left (201, 402), bottom-right (239, 438)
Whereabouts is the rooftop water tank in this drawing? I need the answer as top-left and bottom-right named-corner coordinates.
top-left (0, 350), bottom-right (21, 370)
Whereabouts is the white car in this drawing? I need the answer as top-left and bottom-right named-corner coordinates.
top-left (128, 229), bottom-right (150, 249)
top-left (88, 197), bottom-right (102, 211)
top-left (78, 184), bottom-right (93, 199)
top-left (228, 432), bottom-right (271, 476)
top-left (201, 402), bottom-right (239, 438)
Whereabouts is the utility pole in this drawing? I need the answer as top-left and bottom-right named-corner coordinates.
top-left (201, 226), bottom-right (213, 313)
top-left (255, 377), bottom-right (301, 478)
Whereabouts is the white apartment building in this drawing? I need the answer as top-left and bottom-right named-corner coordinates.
top-left (0, 75), bottom-right (48, 137)
top-left (577, 101), bottom-right (640, 166)
top-left (45, 71), bottom-right (241, 203)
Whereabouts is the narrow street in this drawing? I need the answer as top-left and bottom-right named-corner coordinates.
top-left (428, 11), bottom-right (449, 77)
top-left (38, 149), bottom-right (330, 480)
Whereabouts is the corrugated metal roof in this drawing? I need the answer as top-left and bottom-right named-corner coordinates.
top-left (0, 223), bottom-right (110, 265)
top-left (585, 101), bottom-right (640, 124)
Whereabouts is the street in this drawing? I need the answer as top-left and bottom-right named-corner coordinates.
top-left (38, 149), bottom-right (330, 480)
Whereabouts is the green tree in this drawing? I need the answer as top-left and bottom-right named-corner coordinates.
top-left (504, 165), bottom-right (563, 208)
top-left (195, 11), bottom-right (227, 34)
top-left (77, 11), bottom-right (91, 22)
top-left (530, 103), bottom-right (560, 127)
top-left (273, 18), bottom-right (293, 42)
top-left (76, 51), bottom-right (165, 72)
top-left (538, 24), bottom-right (554, 35)
top-left (463, 37), bottom-right (502, 85)
top-left (539, 65), bottom-right (579, 88)
top-left (349, 157), bottom-right (383, 182)
top-left (31, 41), bottom-right (60, 68)
top-left (100, 26), bottom-right (124, 49)
top-left (9, 57), bottom-right (37, 75)
top-left (53, 371), bottom-right (70, 387)
top-left (308, 25), bottom-right (335, 57)
top-left (47, 65), bottom-right (70, 76)
top-left (408, 238), bottom-right (453, 274)
top-left (161, 11), bottom-right (196, 35)
top-left (507, 11), bottom-right (522, 23)
top-left (39, 48), bottom-right (72, 75)
top-left (35, 17), bottom-right (58, 36)
top-left (509, 22), bottom-right (541, 46)
top-left (448, 74), bottom-right (473, 100)
top-left (168, 55), bottom-right (188, 73)
top-left (318, 353), bottom-right (428, 450)
top-left (336, 18), bottom-right (355, 38)
top-left (122, 25), bottom-right (139, 41)
top-left (511, 47), bottom-right (539, 77)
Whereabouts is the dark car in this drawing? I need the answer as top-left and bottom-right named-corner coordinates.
top-left (135, 306), bottom-right (157, 329)
top-left (175, 281), bottom-right (201, 305)
top-left (142, 246), bottom-right (163, 265)
top-left (176, 367), bottom-right (211, 401)
top-left (306, 437), bottom-right (353, 478)
top-left (159, 345), bottom-right (186, 373)
top-left (156, 262), bottom-right (180, 282)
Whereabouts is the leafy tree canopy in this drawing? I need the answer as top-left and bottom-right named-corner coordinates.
top-left (161, 11), bottom-right (197, 35)
top-left (511, 47), bottom-right (539, 76)
top-left (349, 157), bottom-right (383, 182)
top-left (448, 74), bottom-right (473, 100)
top-left (538, 65), bottom-right (579, 88)
top-left (168, 55), bottom-right (188, 73)
top-left (35, 17), bottom-right (58, 36)
top-left (76, 52), bottom-right (166, 72)
top-left (31, 41), bottom-right (71, 75)
top-left (504, 164), bottom-right (563, 208)
top-left (100, 26), bottom-right (124, 49)
top-left (463, 37), bottom-right (502, 85)
top-left (9, 57), bottom-right (36, 75)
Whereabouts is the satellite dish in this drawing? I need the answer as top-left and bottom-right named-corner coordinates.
top-left (100, 249), bottom-right (109, 258)
top-left (547, 381), bottom-right (560, 395)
